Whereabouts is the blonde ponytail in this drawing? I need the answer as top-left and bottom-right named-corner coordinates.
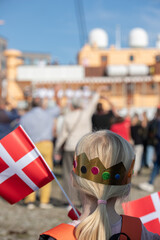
top-left (75, 204), bottom-right (111, 240)
top-left (73, 130), bottom-right (134, 240)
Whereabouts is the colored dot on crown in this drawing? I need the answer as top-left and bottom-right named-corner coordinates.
top-left (81, 166), bottom-right (87, 174)
top-left (115, 174), bottom-right (120, 180)
top-left (91, 167), bottom-right (99, 175)
top-left (73, 160), bottom-right (77, 168)
top-left (102, 172), bottom-right (110, 180)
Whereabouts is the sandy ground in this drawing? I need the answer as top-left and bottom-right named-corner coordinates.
top-left (0, 166), bottom-right (160, 240)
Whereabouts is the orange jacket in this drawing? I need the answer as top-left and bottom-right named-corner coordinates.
top-left (40, 215), bottom-right (142, 240)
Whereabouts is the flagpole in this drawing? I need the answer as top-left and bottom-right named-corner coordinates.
top-left (51, 171), bottom-right (80, 219)
top-left (19, 125), bottom-right (80, 219)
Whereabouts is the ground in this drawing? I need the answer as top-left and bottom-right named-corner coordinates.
top-left (0, 166), bottom-right (160, 240)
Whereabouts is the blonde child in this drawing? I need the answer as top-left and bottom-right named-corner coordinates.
top-left (40, 130), bottom-right (160, 240)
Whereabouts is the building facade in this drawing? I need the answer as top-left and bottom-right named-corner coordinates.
top-left (0, 36), bottom-right (7, 97)
top-left (3, 27), bottom-right (160, 115)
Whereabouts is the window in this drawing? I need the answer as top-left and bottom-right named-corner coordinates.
top-left (148, 82), bottom-right (158, 94)
top-left (126, 83), bottom-right (134, 105)
top-left (1, 60), bottom-right (6, 69)
top-left (138, 82), bottom-right (158, 95)
top-left (126, 83), bottom-right (134, 94)
top-left (129, 55), bottom-right (134, 61)
top-left (101, 56), bottom-right (107, 62)
top-left (155, 55), bottom-right (160, 63)
top-left (24, 58), bottom-right (31, 65)
top-left (0, 43), bottom-right (6, 52)
top-left (2, 44), bottom-right (6, 51)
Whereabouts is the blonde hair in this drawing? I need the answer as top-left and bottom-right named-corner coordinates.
top-left (73, 130), bottom-right (134, 240)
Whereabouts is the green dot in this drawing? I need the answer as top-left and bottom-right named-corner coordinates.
top-left (102, 172), bottom-right (110, 180)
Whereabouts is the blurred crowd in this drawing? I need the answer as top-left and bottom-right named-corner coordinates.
top-left (0, 85), bottom-right (160, 209)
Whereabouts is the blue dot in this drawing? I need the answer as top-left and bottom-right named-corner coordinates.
top-left (115, 174), bottom-right (120, 180)
top-left (81, 166), bottom-right (87, 174)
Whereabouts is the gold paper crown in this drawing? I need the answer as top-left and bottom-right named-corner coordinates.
top-left (73, 153), bottom-right (135, 185)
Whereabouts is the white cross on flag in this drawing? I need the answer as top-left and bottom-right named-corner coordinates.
top-left (122, 192), bottom-right (160, 234)
top-left (0, 125), bottom-right (54, 204)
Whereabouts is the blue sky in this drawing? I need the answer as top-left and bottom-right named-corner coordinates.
top-left (0, 0), bottom-right (160, 64)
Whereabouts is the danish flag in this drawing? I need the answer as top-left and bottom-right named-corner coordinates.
top-left (0, 125), bottom-right (54, 204)
top-left (122, 192), bottom-right (160, 234)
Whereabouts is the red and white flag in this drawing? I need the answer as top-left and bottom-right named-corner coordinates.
top-left (122, 192), bottom-right (160, 234)
top-left (0, 125), bottom-right (54, 204)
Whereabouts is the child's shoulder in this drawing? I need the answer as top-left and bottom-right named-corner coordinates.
top-left (39, 223), bottom-right (76, 240)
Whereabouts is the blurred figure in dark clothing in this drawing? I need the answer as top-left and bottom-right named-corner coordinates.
top-left (131, 113), bottom-right (145, 176)
top-left (0, 99), bottom-right (20, 139)
top-left (139, 107), bottom-right (160, 192)
top-left (92, 96), bottom-right (117, 131)
top-left (145, 115), bottom-right (159, 169)
top-left (141, 112), bottom-right (149, 167)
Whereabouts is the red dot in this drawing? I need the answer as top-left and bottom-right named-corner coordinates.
top-left (73, 160), bottom-right (77, 168)
top-left (91, 167), bottom-right (99, 175)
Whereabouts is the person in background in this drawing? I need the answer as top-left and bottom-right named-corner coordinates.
top-left (141, 111), bottom-right (149, 168)
top-left (130, 113), bottom-right (145, 176)
top-left (40, 130), bottom-right (160, 240)
top-left (145, 113), bottom-right (158, 169)
top-left (92, 96), bottom-right (117, 131)
top-left (0, 99), bottom-right (20, 139)
top-left (20, 94), bottom-right (60, 210)
top-left (54, 88), bottom-right (105, 207)
top-left (52, 108), bottom-right (66, 166)
top-left (139, 107), bottom-right (160, 192)
top-left (110, 113), bottom-right (131, 142)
